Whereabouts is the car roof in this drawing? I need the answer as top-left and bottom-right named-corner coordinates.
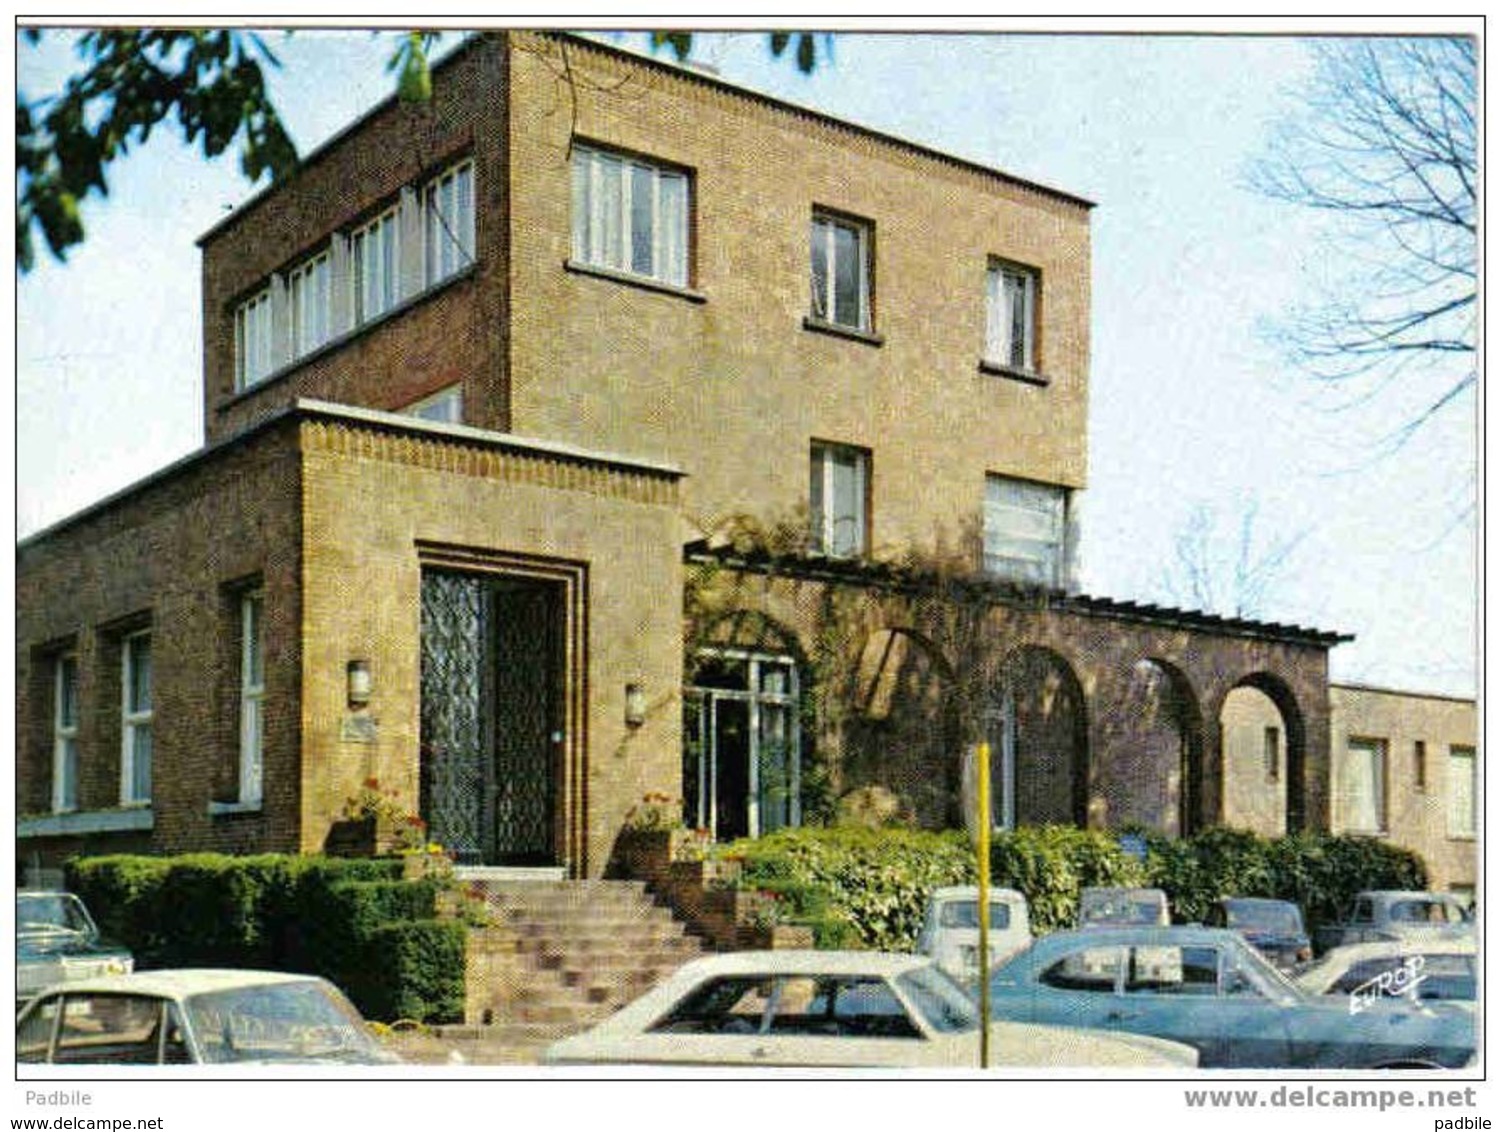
top-left (1030, 925), bottom-right (1243, 950)
top-left (26, 968), bottom-right (325, 1000)
top-left (667, 950), bottom-right (931, 979)
top-left (1080, 887), bottom-right (1166, 897)
top-left (1218, 896), bottom-right (1297, 907)
top-left (1367, 891), bottom-right (1464, 902)
top-left (929, 886), bottom-right (1026, 902)
top-left (1313, 938), bottom-right (1477, 966)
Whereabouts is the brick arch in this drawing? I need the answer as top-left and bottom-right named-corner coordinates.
top-left (1220, 671), bottom-right (1310, 834)
top-left (841, 625), bottom-right (961, 827)
top-left (1094, 656), bottom-right (1207, 836)
top-left (689, 607), bottom-right (808, 665)
top-left (991, 644), bottom-right (1090, 828)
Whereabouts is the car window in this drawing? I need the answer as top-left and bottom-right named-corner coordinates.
top-left (769, 976), bottom-right (920, 1039)
top-left (1352, 899), bottom-right (1374, 924)
top-left (896, 966), bottom-right (979, 1034)
top-left (185, 980), bottom-right (385, 1063)
top-left (1125, 945), bottom-right (1218, 996)
top-left (17, 998), bottom-right (60, 1063)
top-left (16, 893), bottom-right (96, 937)
top-left (1414, 955), bottom-right (1476, 1001)
top-left (54, 994), bottom-right (164, 1065)
top-left (649, 976), bottom-right (775, 1035)
top-left (1041, 947), bottom-right (1124, 992)
top-left (938, 900), bottom-right (1012, 930)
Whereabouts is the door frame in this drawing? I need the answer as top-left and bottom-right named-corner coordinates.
top-left (685, 647), bottom-right (801, 840)
top-left (417, 542), bottom-right (588, 874)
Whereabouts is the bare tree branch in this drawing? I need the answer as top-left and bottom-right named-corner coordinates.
top-left (1248, 36), bottom-right (1476, 473)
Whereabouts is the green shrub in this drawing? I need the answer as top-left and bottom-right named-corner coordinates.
top-left (357, 920), bottom-right (467, 1023)
top-left (719, 824), bottom-right (1432, 949)
top-left (58, 853), bottom-right (457, 1024)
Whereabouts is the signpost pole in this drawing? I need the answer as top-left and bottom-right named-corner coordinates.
top-left (977, 740), bottom-right (992, 1070)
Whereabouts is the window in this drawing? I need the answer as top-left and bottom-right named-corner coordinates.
top-left (1340, 737), bottom-right (1387, 834)
top-left (1125, 945), bottom-right (1220, 996)
top-left (810, 212), bottom-right (871, 330)
top-left (234, 289), bottom-right (274, 390)
top-left (239, 592), bottom-right (265, 806)
top-left (571, 143), bottom-right (689, 286)
top-left (425, 160), bottom-right (475, 286)
top-left (401, 385), bottom-right (464, 425)
top-left (120, 631), bottom-right (152, 805)
top-left (288, 252), bottom-right (332, 359)
top-left (983, 474), bottom-right (1068, 586)
top-left (352, 207), bottom-right (401, 324)
top-left (986, 261), bottom-right (1039, 372)
top-left (1041, 948), bottom-right (1125, 992)
top-left (1448, 745), bottom-right (1476, 837)
top-left (809, 442), bottom-right (869, 558)
top-left (1264, 726), bottom-right (1280, 782)
top-left (52, 653), bottom-right (79, 813)
top-left (1414, 740), bottom-right (1429, 791)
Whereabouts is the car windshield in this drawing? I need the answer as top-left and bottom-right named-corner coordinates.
top-left (896, 965), bottom-right (979, 1035)
top-left (184, 980), bottom-right (384, 1064)
top-left (1224, 902), bottom-right (1303, 934)
top-left (1080, 893), bottom-right (1164, 925)
top-left (1390, 899), bottom-right (1465, 925)
top-left (17, 893), bottom-right (96, 937)
top-left (938, 900), bottom-right (1012, 930)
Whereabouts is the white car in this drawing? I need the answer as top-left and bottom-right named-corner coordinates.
top-left (916, 886), bottom-right (1031, 985)
top-left (543, 950), bottom-right (1197, 1069)
top-left (17, 969), bottom-right (399, 1066)
top-left (1296, 939), bottom-right (1477, 1012)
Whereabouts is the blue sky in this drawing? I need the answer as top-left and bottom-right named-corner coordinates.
top-left (14, 24), bottom-right (1478, 697)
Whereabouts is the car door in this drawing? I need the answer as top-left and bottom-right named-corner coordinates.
top-left (1018, 944), bottom-right (1128, 1031)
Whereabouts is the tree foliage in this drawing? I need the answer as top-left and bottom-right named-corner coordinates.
top-left (1250, 38), bottom-right (1476, 450)
top-left (16, 28), bottom-right (441, 272)
top-left (17, 28), bottom-right (828, 272)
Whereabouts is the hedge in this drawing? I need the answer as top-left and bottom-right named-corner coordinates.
top-left (63, 854), bottom-right (458, 1023)
top-left (722, 825), bottom-right (1429, 950)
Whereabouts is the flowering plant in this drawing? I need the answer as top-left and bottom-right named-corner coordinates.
top-left (342, 777), bottom-right (428, 852)
top-left (673, 826), bottom-right (714, 862)
top-left (622, 791), bottom-right (682, 833)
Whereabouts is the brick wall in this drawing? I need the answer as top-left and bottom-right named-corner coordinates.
top-left (688, 557), bottom-right (1334, 836)
top-left (200, 35), bottom-right (510, 444)
top-left (1328, 684), bottom-right (1477, 891)
top-left (17, 419), bottom-right (305, 867)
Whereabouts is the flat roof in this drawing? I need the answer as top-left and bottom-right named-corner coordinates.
top-left (198, 28), bottom-right (1093, 246)
top-left (17, 401), bottom-right (682, 549)
top-left (1330, 681), bottom-right (1476, 706)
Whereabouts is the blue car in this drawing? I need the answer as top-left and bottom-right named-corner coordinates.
top-left (987, 926), bottom-right (1473, 1069)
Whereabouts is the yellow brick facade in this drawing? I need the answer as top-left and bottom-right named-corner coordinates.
top-left (506, 33), bottom-right (1091, 551)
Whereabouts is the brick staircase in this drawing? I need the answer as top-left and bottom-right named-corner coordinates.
top-left (444, 878), bottom-right (707, 1062)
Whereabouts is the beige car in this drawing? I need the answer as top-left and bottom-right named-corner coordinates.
top-left (1296, 938), bottom-right (1477, 1012)
top-left (544, 950), bottom-right (1197, 1069)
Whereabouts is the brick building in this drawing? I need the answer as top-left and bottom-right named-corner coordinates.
top-left (20, 32), bottom-right (1454, 885)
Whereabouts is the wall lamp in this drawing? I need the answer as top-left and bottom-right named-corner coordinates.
top-left (624, 683), bottom-right (647, 728)
top-left (347, 659), bottom-right (373, 708)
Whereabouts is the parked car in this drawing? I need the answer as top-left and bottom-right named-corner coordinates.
top-left (1206, 897), bottom-right (1311, 969)
top-left (915, 886), bottom-right (1031, 986)
top-left (986, 926), bottom-right (1474, 1069)
top-left (1078, 887), bottom-right (1170, 928)
top-left (1313, 891), bottom-right (1474, 954)
top-left (1296, 939), bottom-right (1477, 1012)
top-left (16, 891), bottom-right (134, 1006)
top-left (16, 969), bottom-right (399, 1065)
top-left (543, 950), bottom-right (1197, 1068)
